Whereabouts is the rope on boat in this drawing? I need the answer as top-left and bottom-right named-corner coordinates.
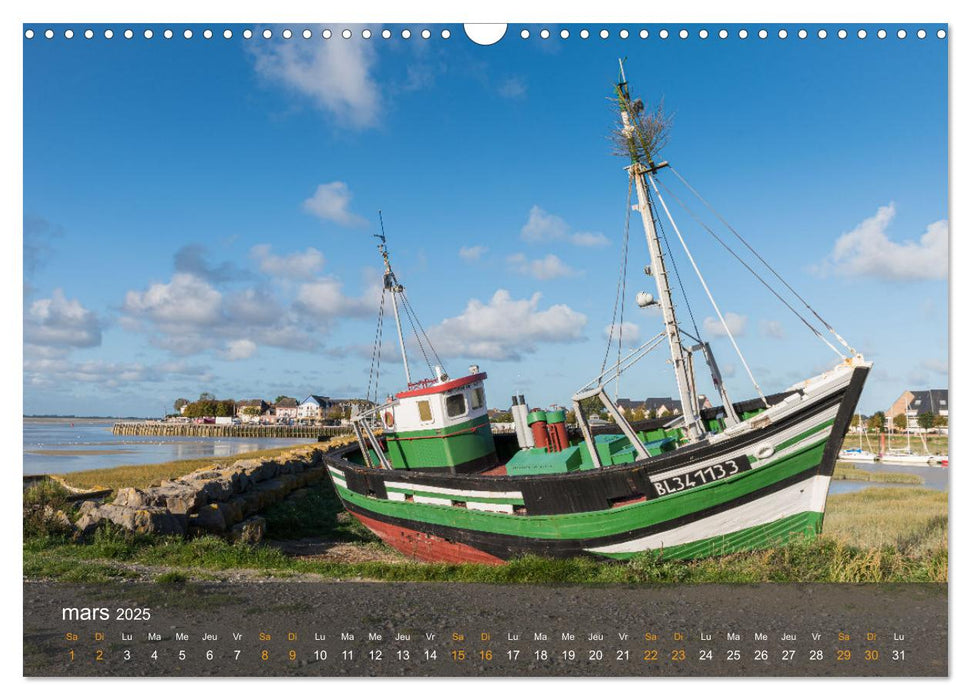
top-left (668, 165), bottom-right (856, 357)
top-left (366, 289), bottom-right (387, 406)
top-left (600, 175), bottom-right (634, 396)
top-left (654, 177), bottom-right (847, 361)
top-left (648, 174), bottom-right (769, 407)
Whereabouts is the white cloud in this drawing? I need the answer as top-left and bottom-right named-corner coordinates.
top-left (174, 244), bottom-right (249, 283)
top-left (251, 244), bottom-right (325, 279)
top-left (920, 358), bottom-right (948, 375)
top-left (521, 206), bottom-right (569, 243)
top-left (497, 77), bottom-right (526, 99)
top-left (24, 289), bottom-right (102, 349)
top-left (818, 203), bottom-right (948, 280)
top-left (760, 319), bottom-right (786, 339)
top-left (507, 253), bottom-right (578, 280)
top-left (520, 206), bottom-right (608, 248)
top-left (250, 33), bottom-right (380, 129)
top-left (295, 276), bottom-right (377, 320)
top-left (223, 339), bottom-right (258, 361)
top-left (459, 245), bottom-right (488, 262)
top-left (570, 231), bottom-right (610, 247)
top-left (603, 322), bottom-right (641, 344)
top-left (302, 182), bottom-right (367, 227)
top-left (121, 267), bottom-right (372, 357)
top-left (24, 357), bottom-right (211, 390)
top-left (426, 289), bottom-right (587, 361)
top-left (703, 312), bottom-right (747, 338)
top-left (123, 273), bottom-right (224, 329)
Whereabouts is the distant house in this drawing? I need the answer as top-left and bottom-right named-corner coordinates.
top-left (617, 395), bottom-right (712, 418)
top-left (274, 397), bottom-right (299, 421)
top-left (236, 399), bottom-right (270, 423)
top-left (888, 389), bottom-right (948, 430)
top-left (298, 395), bottom-right (336, 421)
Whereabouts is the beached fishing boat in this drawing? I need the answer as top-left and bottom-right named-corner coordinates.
top-left (322, 66), bottom-right (871, 563)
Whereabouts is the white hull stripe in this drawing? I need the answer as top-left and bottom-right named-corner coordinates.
top-left (383, 480), bottom-right (523, 501)
top-left (586, 475), bottom-right (830, 555)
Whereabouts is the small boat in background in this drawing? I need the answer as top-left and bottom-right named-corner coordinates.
top-left (838, 447), bottom-right (878, 463)
top-left (839, 414), bottom-right (877, 462)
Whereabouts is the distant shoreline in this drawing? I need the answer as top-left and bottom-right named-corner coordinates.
top-left (23, 416), bottom-right (149, 423)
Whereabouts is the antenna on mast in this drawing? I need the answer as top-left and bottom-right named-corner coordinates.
top-left (376, 211), bottom-right (413, 385)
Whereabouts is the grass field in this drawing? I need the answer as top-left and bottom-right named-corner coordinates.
top-left (55, 443), bottom-right (321, 492)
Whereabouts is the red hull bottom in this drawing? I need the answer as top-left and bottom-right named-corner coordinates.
top-left (352, 512), bottom-right (505, 565)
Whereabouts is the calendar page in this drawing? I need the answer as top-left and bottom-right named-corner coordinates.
top-left (21, 16), bottom-right (949, 680)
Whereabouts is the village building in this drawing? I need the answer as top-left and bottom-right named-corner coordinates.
top-left (887, 389), bottom-right (948, 431)
top-left (298, 395), bottom-right (337, 421)
top-left (274, 397), bottom-right (299, 421)
top-left (236, 399), bottom-right (270, 423)
top-left (616, 395), bottom-right (713, 417)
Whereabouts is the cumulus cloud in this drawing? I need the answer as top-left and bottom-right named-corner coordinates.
top-left (302, 182), bottom-right (367, 227)
top-left (426, 289), bottom-right (587, 361)
top-left (24, 356), bottom-right (211, 390)
top-left (24, 289), bottom-right (102, 349)
top-left (817, 203), bottom-right (948, 280)
top-left (250, 32), bottom-right (380, 129)
top-left (251, 244), bottom-right (325, 279)
top-left (570, 231), bottom-right (610, 247)
top-left (497, 77), bottom-right (526, 99)
top-left (521, 206), bottom-right (569, 242)
top-left (459, 245), bottom-right (488, 262)
top-left (122, 272), bottom-right (336, 356)
top-left (703, 312), bottom-right (747, 338)
top-left (174, 244), bottom-right (249, 283)
top-left (603, 322), bottom-right (641, 344)
top-left (520, 206), bottom-right (609, 247)
top-left (295, 276), bottom-right (378, 320)
top-left (123, 273), bottom-right (224, 330)
top-left (23, 216), bottom-right (63, 278)
top-left (223, 339), bottom-right (258, 361)
top-left (760, 320), bottom-right (786, 339)
top-left (507, 253), bottom-right (578, 280)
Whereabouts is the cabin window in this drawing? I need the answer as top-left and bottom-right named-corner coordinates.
top-left (470, 387), bottom-right (485, 410)
top-left (417, 400), bottom-right (433, 422)
top-left (446, 393), bottom-right (467, 418)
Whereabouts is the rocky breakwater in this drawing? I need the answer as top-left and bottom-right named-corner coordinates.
top-left (74, 445), bottom-right (330, 543)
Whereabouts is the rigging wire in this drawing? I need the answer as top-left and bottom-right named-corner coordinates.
top-left (648, 174), bottom-right (769, 406)
top-left (601, 175), bottom-right (634, 382)
top-left (399, 292), bottom-right (435, 377)
top-left (400, 291), bottom-right (445, 373)
top-left (366, 289), bottom-right (387, 406)
top-left (649, 187), bottom-right (702, 341)
top-left (669, 166), bottom-right (855, 355)
top-left (654, 177), bottom-right (846, 360)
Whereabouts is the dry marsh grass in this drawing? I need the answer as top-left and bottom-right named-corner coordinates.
top-left (57, 443), bottom-right (321, 492)
top-left (824, 487), bottom-right (948, 555)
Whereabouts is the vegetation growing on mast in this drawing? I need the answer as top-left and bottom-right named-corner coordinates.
top-left (611, 88), bottom-right (673, 166)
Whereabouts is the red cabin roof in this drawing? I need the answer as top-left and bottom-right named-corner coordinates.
top-left (396, 373), bottom-right (487, 399)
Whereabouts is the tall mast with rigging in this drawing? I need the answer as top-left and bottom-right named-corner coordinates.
top-left (616, 63), bottom-right (704, 442)
top-left (376, 211), bottom-right (412, 385)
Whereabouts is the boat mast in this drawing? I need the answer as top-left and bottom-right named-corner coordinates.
top-left (616, 66), bottom-right (704, 442)
top-left (376, 212), bottom-right (412, 385)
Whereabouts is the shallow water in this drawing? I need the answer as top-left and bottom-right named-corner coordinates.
top-left (830, 460), bottom-right (949, 495)
top-left (22, 419), bottom-right (309, 475)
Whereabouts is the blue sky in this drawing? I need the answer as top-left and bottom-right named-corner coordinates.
top-left (22, 24), bottom-right (948, 417)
